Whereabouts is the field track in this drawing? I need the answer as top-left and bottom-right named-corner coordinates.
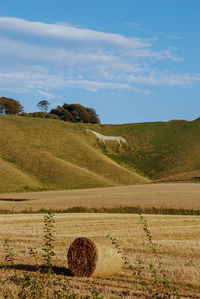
top-left (1, 183), bottom-right (200, 211)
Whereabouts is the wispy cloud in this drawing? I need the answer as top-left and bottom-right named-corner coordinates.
top-left (124, 22), bottom-right (141, 30)
top-left (0, 17), bottom-right (150, 49)
top-left (166, 34), bottom-right (181, 40)
top-left (158, 32), bottom-right (181, 40)
top-left (0, 66), bottom-right (133, 94)
top-left (126, 71), bottom-right (200, 87)
top-left (0, 17), bottom-right (199, 98)
top-left (35, 89), bottom-right (55, 99)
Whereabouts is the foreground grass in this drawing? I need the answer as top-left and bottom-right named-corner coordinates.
top-left (0, 213), bottom-right (200, 298)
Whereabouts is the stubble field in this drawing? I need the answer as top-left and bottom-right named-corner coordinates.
top-left (1, 183), bottom-right (200, 212)
top-left (0, 212), bottom-right (200, 298)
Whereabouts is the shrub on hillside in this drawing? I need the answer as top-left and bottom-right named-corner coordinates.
top-left (50, 103), bottom-right (100, 124)
top-left (20, 112), bottom-right (59, 119)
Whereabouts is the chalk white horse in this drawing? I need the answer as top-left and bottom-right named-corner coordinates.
top-left (87, 129), bottom-right (127, 145)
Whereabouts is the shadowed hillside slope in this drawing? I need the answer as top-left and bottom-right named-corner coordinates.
top-left (0, 116), bottom-right (148, 193)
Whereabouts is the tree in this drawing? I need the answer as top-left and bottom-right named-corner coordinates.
top-left (86, 107), bottom-right (100, 124)
top-left (67, 104), bottom-right (89, 123)
top-left (37, 100), bottom-right (50, 113)
top-left (0, 97), bottom-right (23, 114)
top-left (50, 103), bottom-right (100, 124)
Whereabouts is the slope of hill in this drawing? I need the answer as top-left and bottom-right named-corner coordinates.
top-left (1, 116), bottom-right (200, 193)
top-left (84, 119), bottom-right (200, 180)
top-left (0, 116), bottom-right (148, 193)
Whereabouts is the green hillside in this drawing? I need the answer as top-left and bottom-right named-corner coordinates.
top-left (0, 116), bottom-right (148, 193)
top-left (1, 116), bottom-right (200, 193)
top-left (84, 119), bottom-right (200, 181)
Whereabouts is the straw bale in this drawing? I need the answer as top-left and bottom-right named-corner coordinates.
top-left (67, 237), bottom-right (124, 277)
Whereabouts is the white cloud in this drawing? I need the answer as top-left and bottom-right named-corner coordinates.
top-left (65, 79), bottom-right (131, 92)
top-left (35, 89), bottom-right (55, 99)
top-left (0, 66), bottom-right (132, 93)
top-left (0, 17), bottom-right (199, 97)
top-left (0, 37), bottom-right (120, 67)
top-left (0, 17), bottom-right (150, 49)
top-left (126, 71), bottom-right (200, 87)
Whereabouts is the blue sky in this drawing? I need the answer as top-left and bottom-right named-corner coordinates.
top-left (0, 0), bottom-right (200, 124)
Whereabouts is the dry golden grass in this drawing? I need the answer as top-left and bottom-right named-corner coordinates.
top-left (0, 116), bottom-right (148, 193)
top-left (0, 213), bottom-right (200, 297)
top-left (1, 183), bottom-right (200, 211)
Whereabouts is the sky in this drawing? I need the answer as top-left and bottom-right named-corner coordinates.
top-left (0, 0), bottom-right (200, 124)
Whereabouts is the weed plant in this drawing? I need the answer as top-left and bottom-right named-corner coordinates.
top-left (28, 247), bottom-right (39, 269)
top-left (3, 238), bottom-right (15, 265)
top-left (107, 212), bottom-right (180, 298)
top-left (138, 211), bottom-right (180, 298)
top-left (42, 212), bottom-right (55, 272)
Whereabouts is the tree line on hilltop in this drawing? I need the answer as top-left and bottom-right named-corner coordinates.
top-left (0, 97), bottom-right (100, 124)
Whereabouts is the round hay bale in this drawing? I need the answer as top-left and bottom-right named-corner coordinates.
top-left (67, 237), bottom-right (124, 277)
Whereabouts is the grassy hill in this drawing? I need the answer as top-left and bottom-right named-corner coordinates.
top-left (84, 119), bottom-right (200, 181)
top-left (1, 115), bottom-right (200, 193)
top-left (0, 116), bottom-right (148, 193)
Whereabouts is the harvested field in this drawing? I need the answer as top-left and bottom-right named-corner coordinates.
top-left (1, 183), bottom-right (200, 212)
top-left (0, 213), bottom-right (200, 297)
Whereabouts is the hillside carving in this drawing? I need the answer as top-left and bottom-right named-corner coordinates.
top-left (87, 129), bottom-right (127, 145)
